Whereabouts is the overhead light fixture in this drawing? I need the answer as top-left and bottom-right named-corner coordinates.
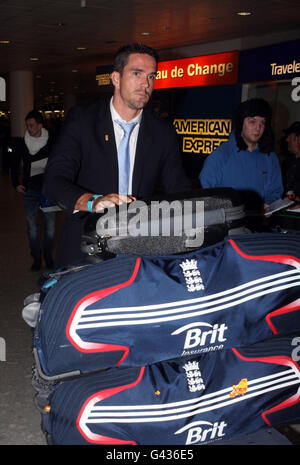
top-left (76, 46), bottom-right (86, 50)
top-left (141, 32), bottom-right (151, 36)
top-left (0, 40), bottom-right (11, 44)
top-left (237, 11), bottom-right (252, 16)
top-left (30, 57), bottom-right (39, 61)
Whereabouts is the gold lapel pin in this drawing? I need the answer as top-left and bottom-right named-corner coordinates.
top-left (105, 134), bottom-right (109, 141)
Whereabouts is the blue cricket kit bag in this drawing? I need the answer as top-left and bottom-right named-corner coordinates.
top-left (28, 233), bottom-right (300, 379)
top-left (36, 333), bottom-right (300, 445)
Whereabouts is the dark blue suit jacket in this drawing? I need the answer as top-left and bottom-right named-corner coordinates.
top-left (45, 98), bottom-right (190, 267)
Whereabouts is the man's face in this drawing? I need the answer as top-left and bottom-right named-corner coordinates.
top-left (241, 116), bottom-right (266, 147)
top-left (26, 118), bottom-right (42, 138)
top-left (112, 53), bottom-right (157, 112)
top-left (286, 133), bottom-right (300, 155)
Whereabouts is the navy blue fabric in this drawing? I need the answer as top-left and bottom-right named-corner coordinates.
top-left (42, 333), bottom-right (300, 445)
top-left (34, 233), bottom-right (300, 376)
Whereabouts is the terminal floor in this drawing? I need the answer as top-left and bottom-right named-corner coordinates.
top-left (0, 172), bottom-right (299, 446)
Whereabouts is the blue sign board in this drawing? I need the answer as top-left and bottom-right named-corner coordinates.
top-left (239, 39), bottom-right (300, 83)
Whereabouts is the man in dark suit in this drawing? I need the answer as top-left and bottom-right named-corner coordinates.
top-left (44, 43), bottom-right (190, 267)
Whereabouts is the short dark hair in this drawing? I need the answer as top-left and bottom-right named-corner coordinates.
top-left (25, 109), bottom-right (44, 125)
top-left (232, 98), bottom-right (274, 154)
top-left (113, 43), bottom-right (159, 75)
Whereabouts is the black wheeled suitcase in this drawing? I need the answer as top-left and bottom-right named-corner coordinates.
top-left (81, 187), bottom-right (246, 260)
top-left (33, 333), bottom-right (300, 445)
top-left (24, 233), bottom-right (300, 380)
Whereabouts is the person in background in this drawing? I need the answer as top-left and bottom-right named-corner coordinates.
top-left (10, 110), bottom-right (56, 271)
top-left (281, 121), bottom-right (300, 200)
top-left (199, 98), bottom-right (283, 213)
top-left (44, 43), bottom-right (190, 268)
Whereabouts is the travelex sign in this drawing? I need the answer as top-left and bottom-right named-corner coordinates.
top-left (239, 39), bottom-right (300, 83)
top-left (174, 118), bottom-right (231, 154)
top-left (154, 51), bottom-right (239, 89)
top-left (271, 60), bottom-right (300, 77)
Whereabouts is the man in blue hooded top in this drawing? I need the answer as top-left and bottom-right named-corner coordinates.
top-left (199, 98), bottom-right (283, 212)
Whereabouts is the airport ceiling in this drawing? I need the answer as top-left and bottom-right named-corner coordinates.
top-left (0, 0), bottom-right (300, 106)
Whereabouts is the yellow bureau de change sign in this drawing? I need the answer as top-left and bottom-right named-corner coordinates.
top-left (173, 118), bottom-right (232, 155)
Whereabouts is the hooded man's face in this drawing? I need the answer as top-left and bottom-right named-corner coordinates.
top-left (241, 116), bottom-right (266, 149)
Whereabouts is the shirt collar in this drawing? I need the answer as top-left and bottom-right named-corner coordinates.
top-left (110, 97), bottom-right (142, 125)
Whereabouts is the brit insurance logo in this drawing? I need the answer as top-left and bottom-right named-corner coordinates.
top-left (175, 420), bottom-right (227, 444)
top-left (171, 321), bottom-right (228, 356)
